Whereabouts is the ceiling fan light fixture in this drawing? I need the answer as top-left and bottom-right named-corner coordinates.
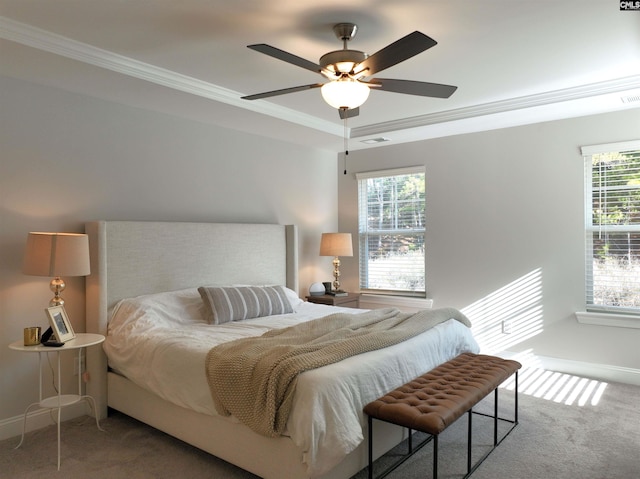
top-left (320, 50), bottom-right (368, 75)
top-left (321, 79), bottom-right (370, 110)
top-left (335, 61), bottom-right (356, 73)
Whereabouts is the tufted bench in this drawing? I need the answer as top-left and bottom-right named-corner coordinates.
top-left (364, 352), bottom-right (522, 479)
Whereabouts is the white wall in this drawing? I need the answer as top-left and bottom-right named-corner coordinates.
top-left (338, 109), bottom-right (640, 379)
top-left (0, 75), bottom-right (338, 434)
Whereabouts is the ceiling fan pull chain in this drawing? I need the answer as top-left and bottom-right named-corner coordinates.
top-left (343, 108), bottom-right (349, 175)
top-left (344, 150), bottom-right (349, 175)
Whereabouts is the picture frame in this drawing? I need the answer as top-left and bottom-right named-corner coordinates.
top-left (44, 305), bottom-right (76, 343)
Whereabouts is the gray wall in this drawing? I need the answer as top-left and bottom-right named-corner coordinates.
top-left (2, 71), bottom-right (639, 438)
top-left (338, 109), bottom-right (640, 373)
top-left (0, 75), bottom-right (337, 428)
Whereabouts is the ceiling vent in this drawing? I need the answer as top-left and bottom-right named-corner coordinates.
top-left (621, 94), bottom-right (640, 104)
top-left (361, 137), bottom-right (391, 144)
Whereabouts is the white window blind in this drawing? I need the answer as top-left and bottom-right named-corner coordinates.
top-left (583, 140), bottom-right (640, 314)
top-left (356, 167), bottom-right (425, 295)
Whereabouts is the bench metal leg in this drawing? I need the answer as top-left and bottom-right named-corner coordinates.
top-left (408, 427), bottom-right (413, 453)
top-left (494, 388), bottom-right (499, 446)
top-left (463, 373), bottom-right (520, 478)
top-left (433, 434), bottom-right (438, 479)
top-left (368, 415), bottom-right (373, 479)
top-left (365, 370), bottom-right (520, 479)
top-left (468, 408), bottom-right (473, 474)
top-left (366, 418), bottom-right (434, 479)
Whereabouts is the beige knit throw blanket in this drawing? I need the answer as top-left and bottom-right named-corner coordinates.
top-left (205, 307), bottom-right (471, 437)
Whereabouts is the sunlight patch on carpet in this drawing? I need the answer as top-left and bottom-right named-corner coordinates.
top-left (499, 364), bottom-right (608, 406)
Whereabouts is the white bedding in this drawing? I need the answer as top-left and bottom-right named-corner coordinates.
top-left (104, 288), bottom-right (480, 477)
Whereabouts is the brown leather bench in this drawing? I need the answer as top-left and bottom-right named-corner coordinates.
top-left (364, 352), bottom-right (522, 479)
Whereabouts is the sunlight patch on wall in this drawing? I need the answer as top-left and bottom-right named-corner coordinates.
top-left (462, 268), bottom-right (544, 353)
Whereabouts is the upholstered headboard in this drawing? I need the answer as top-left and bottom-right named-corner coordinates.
top-left (84, 220), bottom-right (298, 417)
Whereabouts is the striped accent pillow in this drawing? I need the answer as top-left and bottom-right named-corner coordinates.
top-left (198, 285), bottom-right (293, 324)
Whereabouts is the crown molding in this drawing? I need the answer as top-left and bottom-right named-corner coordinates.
top-left (0, 16), bottom-right (343, 137)
top-left (352, 75), bottom-right (640, 138)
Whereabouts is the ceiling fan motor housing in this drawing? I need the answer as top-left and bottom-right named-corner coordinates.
top-left (320, 50), bottom-right (368, 75)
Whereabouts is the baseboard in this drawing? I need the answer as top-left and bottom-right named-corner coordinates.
top-left (0, 402), bottom-right (89, 442)
top-left (500, 351), bottom-right (640, 386)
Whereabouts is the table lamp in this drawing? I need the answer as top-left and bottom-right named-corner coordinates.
top-left (22, 232), bottom-right (91, 306)
top-left (319, 232), bottom-right (353, 294)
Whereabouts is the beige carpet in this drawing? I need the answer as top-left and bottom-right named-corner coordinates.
top-left (1, 375), bottom-right (639, 478)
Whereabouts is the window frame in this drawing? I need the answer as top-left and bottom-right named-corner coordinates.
top-left (356, 166), bottom-right (426, 297)
top-left (582, 139), bottom-right (640, 319)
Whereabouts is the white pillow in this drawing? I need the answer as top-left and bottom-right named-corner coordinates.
top-left (109, 288), bottom-right (207, 331)
top-left (281, 286), bottom-right (304, 309)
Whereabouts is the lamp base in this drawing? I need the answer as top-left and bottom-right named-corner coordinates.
top-left (49, 276), bottom-right (65, 306)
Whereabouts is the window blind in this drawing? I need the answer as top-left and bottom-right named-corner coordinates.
top-left (584, 140), bottom-right (640, 313)
top-left (357, 167), bottom-right (425, 295)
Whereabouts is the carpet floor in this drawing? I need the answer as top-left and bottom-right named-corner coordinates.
top-left (1, 371), bottom-right (638, 478)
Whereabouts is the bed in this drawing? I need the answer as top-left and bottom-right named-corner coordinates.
top-left (85, 221), bottom-right (479, 479)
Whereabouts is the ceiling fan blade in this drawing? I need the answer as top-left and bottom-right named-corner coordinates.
top-left (241, 83), bottom-right (323, 100)
top-left (339, 107), bottom-right (360, 119)
top-left (355, 31), bottom-right (437, 77)
top-left (369, 78), bottom-right (457, 98)
top-left (248, 44), bottom-right (321, 74)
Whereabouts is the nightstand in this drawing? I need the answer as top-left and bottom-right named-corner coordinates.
top-left (9, 333), bottom-right (105, 470)
top-left (305, 292), bottom-right (361, 309)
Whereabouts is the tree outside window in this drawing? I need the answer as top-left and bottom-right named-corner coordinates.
top-left (357, 168), bottom-right (425, 295)
top-left (586, 143), bottom-right (640, 312)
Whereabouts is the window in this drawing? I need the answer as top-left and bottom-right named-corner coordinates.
top-left (583, 140), bottom-right (640, 314)
top-left (356, 166), bottom-right (425, 296)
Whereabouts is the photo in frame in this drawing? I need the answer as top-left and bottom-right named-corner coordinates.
top-left (44, 305), bottom-right (76, 343)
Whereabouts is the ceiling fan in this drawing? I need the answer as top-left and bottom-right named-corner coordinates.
top-left (241, 23), bottom-right (457, 119)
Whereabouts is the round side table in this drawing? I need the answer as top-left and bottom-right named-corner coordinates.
top-left (9, 333), bottom-right (106, 470)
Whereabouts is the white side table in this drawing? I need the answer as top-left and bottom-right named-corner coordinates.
top-left (9, 333), bottom-right (106, 470)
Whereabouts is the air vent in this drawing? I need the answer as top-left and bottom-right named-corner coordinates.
top-left (361, 137), bottom-right (391, 144)
top-left (621, 94), bottom-right (640, 104)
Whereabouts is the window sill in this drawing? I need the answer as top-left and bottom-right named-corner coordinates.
top-left (359, 294), bottom-right (433, 310)
top-left (575, 311), bottom-right (640, 329)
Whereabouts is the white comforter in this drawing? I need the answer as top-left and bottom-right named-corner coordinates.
top-left (104, 288), bottom-right (479, 477)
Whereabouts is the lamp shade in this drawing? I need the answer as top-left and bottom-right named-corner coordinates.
top-left (23, 232), bottom-right (90, 277)
top-left (321, 79), bottom-right (370, 110)
top-left (319, 233), bottom-right (353, 257)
